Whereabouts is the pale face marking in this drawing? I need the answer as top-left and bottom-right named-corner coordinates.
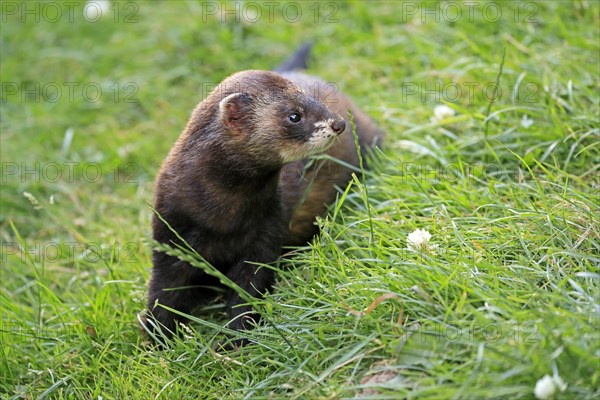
top-left (309, 118), bottom-right (338, 147)
top-left (278, 118), bottom-right (340, 163)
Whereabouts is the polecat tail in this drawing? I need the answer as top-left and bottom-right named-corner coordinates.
top-left (274, 40), bottom-right (313, 72)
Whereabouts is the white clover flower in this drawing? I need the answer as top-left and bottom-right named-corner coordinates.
top-left (431, 104), bottom-right (456, 123)
top-left (534, 375), bottom-right (555, 399)
top-left (407, 228), bottom-right (437, 253)
top-left (83, 0), bottom-right (111, 22)
top-left (534, 374), bottom-right (567, 399)
top-left (521, 114), bottom-right (534, 129)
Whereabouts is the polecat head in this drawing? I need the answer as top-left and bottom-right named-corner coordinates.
top-left (212, 70), bottom-right (346, 165)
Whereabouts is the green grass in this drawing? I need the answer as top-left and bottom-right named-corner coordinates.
top-left (1, 1), bottom-right (599, 398)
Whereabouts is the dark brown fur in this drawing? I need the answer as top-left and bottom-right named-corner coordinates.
top-left (280, 71), bottom-right (382, 245)
top-left (145, 68), bottom-right (383, 346)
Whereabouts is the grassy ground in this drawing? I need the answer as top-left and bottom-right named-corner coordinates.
top-left (1, 1), bottom-right (599, 398)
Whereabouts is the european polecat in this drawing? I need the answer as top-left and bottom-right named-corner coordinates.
top-left (144, 44), bottom-right (383, 347)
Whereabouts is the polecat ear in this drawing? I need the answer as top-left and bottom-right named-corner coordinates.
top-left (219, 93), bottom-right (253, 133)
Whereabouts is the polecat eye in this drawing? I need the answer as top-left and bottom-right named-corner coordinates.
top-left (288, 113), bottom-right (301, 123)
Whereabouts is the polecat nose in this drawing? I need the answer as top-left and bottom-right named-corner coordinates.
top-left (331, 119), bottom-right (346, 135)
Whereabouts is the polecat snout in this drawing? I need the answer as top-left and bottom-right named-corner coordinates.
top-left (144, 45), bottom-right (383, 348)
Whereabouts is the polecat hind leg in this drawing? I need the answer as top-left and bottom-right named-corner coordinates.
top-left (225, 261), bottom-right (276, 331)
top-left (145, 253), bottom-right (217, 342)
